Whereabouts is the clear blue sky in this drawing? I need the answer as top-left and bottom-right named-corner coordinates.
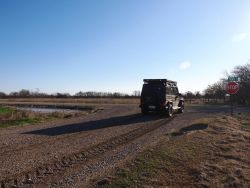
top-left (1, 0), bottom-right (250, 94)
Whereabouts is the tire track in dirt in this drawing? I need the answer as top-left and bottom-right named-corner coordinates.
top-left (0, 112), bottom-right (151, 179)
top-left (0, 113), bottom-right (143, 156)
top-left (0, 106), bottom-right (139, 156)
top-left (0, 116), bottom-right (175, 188)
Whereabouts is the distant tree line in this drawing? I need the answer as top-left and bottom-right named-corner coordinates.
top-left (203, 81), bottom-right (226, 103)
top-left (0, 90), bottom-right (141, 99)
top-left (182, 91), bottom-right (202, 99)
top-left (1, 63), bottom-right (249, 104)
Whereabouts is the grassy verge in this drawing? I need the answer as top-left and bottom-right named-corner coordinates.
top-left (105, 139), bottom-right (199, 188)
top-left (0, 116), bottom-right (56, 129)
top-left (0, 106), bottom-right (87, 128)
top-left (0, 106), bottom-right (12, 115)
top-left (236, 113), bottom-right (250, 131)
top-left (241, 123), bottom-right (250, 130)
top-left (95, 115), bottom-right (250, 187)
top-left (242, 123), bottom-right (250, 129)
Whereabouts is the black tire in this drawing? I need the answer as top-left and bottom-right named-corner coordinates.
top-left (141, 107), bottom-right (149, 115)
top-left (178, 102), bottom-right (184, 113)
top-left (167, 104), bottom-right (173, 117)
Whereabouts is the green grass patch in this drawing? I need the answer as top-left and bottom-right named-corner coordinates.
top-left (0, 106), bottom-right (12, 115)
top-left (99, 139), bottom-right (198, 188)
top-left (0, 105), bottom-right (76, 129)
top-left (0, 117), bottom-right (42, 128)
top-left (109, 150), bottom-right (160, 188)
top-left (241, 123), bottom-right (250, 130)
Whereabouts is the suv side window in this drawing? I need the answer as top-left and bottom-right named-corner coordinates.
top-left (166, 85), bottom-right (173, 95)
top-left (173, 87), bottom-right (179, 95)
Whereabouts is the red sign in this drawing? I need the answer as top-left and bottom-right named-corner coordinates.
top-left (226, 82), bottom-right (239, 94)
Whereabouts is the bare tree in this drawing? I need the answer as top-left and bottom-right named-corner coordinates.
top-left (132, 90), bottom-right (141, 97)
top-left (204, 62), bottom-right (250, 104)
top-left (194, 91), bottom-right (202, 99)
top-left (204, 81), bottom-right (226, 102)
top-left (0, 92), bottom-right (6, 98)
top-left (19, 89), bottom-right (30, 97)
top-left (232, 63), bottom-right (250, 104)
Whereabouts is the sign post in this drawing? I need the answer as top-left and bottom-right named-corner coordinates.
top-left (230, 95), bottom-right (234, 116)
top-left (226, 81), bottom-right (239, 116)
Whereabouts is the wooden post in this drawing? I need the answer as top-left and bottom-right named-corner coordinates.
top-left (230, 94), bottom-right (234, 116)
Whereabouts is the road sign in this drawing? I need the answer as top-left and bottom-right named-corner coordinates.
top-left (228, 76), bottom-right (239, 82)
top-left (226, 82), bottom-right (239, 94)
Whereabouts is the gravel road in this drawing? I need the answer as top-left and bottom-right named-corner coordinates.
top-left (0, 104), bottom-right (246, 187)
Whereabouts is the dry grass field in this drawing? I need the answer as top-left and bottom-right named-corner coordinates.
top-left (0, 98), bottom-right (140, 106)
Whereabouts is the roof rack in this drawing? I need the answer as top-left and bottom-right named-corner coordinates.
top-left (143, 79), bottom-right (177, 86)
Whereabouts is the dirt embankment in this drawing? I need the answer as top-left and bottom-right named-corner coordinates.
top-left (0, 104), bottom-right (249, 188)
top-left (94, 115), bottom-right (250, 187)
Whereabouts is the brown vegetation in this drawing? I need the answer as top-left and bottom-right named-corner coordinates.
top-left (97, 115), bottom-right (250, 187)
top-left (0, 106), bottom-right (88, 128)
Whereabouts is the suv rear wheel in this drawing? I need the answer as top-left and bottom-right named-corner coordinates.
top-left (167, 104), bottom-right (173, 117)
top-left (178, 102), bottom-right (184, 113)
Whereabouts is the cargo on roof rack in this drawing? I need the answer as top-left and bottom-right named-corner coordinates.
top-left (143, 79), bottom-right (177, 86)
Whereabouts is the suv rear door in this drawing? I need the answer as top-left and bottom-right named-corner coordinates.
top-left (141, 84), bottom-right (165, 107)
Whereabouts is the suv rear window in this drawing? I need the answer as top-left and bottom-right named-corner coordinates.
top-left (142, 84), bottom-right (164, 93)
top-left (166, 85), bottom-right (179, 95)
top-left (166, 86), bottom-right (172, 95)
top-left (173, 87), bottom-right (179, 95)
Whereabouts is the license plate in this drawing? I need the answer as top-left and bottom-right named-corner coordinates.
top-left (149, 106), bottom-right (156, 109)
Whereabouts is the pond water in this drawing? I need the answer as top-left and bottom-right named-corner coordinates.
top-left (16, 107), bottom-right (80, 113)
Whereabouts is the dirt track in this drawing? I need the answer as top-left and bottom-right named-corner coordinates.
top-left (0, 104), bottom-right (248, 187)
